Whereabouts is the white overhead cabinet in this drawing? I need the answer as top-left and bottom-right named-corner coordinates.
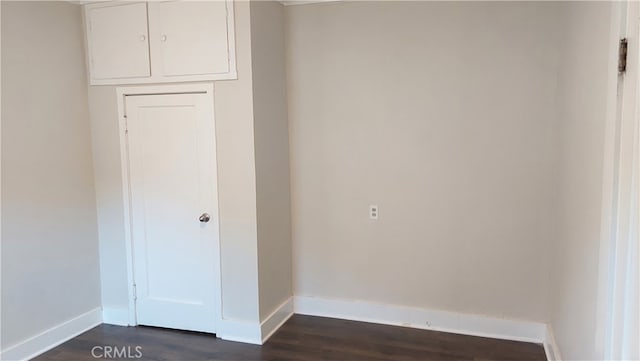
top-left (86, 3), bottom-right (151, 80)
top-left (84, 1), bottom-right (236, 85)
top-left (148, 1), bottom-right (231, 77)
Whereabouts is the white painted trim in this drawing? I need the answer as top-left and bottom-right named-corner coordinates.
top-left (280, 0), bottom-right (342, 6)
top-left (544, 324), bottom-right (562, 361)
top-left (597, 2), bottom-right (640, 359)
top-left (216, 298), bottom-right (293, 345)
top-left (116, 87), bottom-right (139, 327)
top-left (260, 298), bottom-right (294, 343)
top-left (225, 0), bottom-right (237, 82)
top-left (0, 308), bottom-right (102, 361)
top-left (293, 296), bottom-right (546, 344)
top-left (595, 0), bottom-right (625, 356)
top-left (115, 83), bottom-right (222, 333)
top-left (218, 319), bottom-right (262, 345)
top-left (102, 307), bottom-right (131, 326)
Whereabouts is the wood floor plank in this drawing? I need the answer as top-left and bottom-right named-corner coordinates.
top-left (32, 315), bottom-right (546, 361)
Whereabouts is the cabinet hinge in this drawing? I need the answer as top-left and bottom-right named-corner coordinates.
top-left (619, 38), bottom-right (628, 74)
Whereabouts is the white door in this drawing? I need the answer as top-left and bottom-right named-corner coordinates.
top-left (148, 1), bottom-right (230, 77)
top-left (86, 3), bottom-right (151, 80)
top-left (125, 93), bottom-right (220, 333)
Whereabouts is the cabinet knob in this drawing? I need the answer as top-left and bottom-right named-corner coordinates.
top-left (140, 35), bottom-right (146, 41)
top-left (161, 35), bottom-right (167, 42)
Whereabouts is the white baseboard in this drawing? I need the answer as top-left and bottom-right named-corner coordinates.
top-left (0, 297), bottom-right (556, 360)
top-left (217, 297), bottom-right (293, 345)
top-left (261, 297), bottom-right (293, 343)
top-left (102, 307), bottom-right (129, 326)
top-left (294, 296), bottom-right (547, 344)
top-left (544, 324), bottom-right (562, 361)
top-left (218, 318), bottom-right (262, 345)
top-left (0, 307), bottom-right (102, 361)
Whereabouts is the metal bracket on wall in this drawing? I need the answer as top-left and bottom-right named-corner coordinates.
top-left (619, 38), bottom-right (628, 74)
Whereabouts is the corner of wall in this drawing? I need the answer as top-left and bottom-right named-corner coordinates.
top-left (249, 0), bottom-right (294, 323)
top-left (544, 324), bottom-right (563, 361)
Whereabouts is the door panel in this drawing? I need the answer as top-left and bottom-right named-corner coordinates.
top-left (149, 1), bottom-right (230, 77)
top-left (87, 3), bottom-right (151, 79)
top-left (125, 93), bottom-right (219, 333)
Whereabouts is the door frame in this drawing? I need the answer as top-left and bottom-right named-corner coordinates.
top-left (597, 1), bottom-right (640, 358)
top-left (115, 83), bottom-right (222, 330)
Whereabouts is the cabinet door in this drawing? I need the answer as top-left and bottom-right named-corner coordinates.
top-left (149, 1), bottom-right (231, 77)
top-left (86, 3), bottom-right (151, 81)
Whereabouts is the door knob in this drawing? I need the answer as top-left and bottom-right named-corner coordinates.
top-left (199, 213), bottom-right (211, 223)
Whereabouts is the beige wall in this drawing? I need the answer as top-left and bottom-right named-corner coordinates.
top-left (1, 1), bottom-right (101, 348)
top-left (89, 1), bottom-right (261, 322)
top-left (0, 1), bottom-right (622, 356)
top-left (286, 1), bottom-right (563, 322)
top-left (214, 0), bottom-right (260, 322)
top-left (87, 86), bottom-right (128, 311)
top-left (550, 2), bottom-right (614, 360)
top-left (250, 0), bottom-right (293, 321)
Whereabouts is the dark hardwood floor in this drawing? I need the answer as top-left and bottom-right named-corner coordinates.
top-left (34, 315), bottom-right (547, 361)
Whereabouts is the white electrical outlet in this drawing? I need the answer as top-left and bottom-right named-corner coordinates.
top-left (369, 205), bottom-right (378, 220)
